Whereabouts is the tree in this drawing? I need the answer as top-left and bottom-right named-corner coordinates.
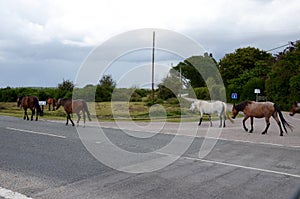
top-left (157, 69), bottom-right (181, 100)
top-left (240, 77), bottom-right (265, 101)
top-left (266, 41), bottom-right (300, 110)
top-left (57, 79), bottom-right (74, 98)
top-left (58, 79), bottom-right (74, 91)
top-left (95, 75), bottom-right (116, 102)
top-left (173, 54), bottom-right (218, 88)
top-left (99, 75), bottom-right (116, 88)
top-left (219, 47), bottom-right (273, 86)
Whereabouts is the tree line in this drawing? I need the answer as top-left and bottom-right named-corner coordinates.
top-left (0, 77), bottom-right (151, 103)
top-left (171, 40), bottom-right (300, 110)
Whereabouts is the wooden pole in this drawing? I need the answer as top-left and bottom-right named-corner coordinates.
top-left (152, 31), bottom-right (155, 102)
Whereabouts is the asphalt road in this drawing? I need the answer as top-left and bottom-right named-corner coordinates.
top-left (0, 115), bottom-right (300, 199)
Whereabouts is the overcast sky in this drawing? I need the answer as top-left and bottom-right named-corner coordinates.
top-left (0, 0), bottom-right (299, 88)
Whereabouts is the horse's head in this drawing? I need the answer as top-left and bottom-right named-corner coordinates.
top-left (290, 102), bottom-right (300, 116)
top-left (232, 104), bottom-right (239, 119)
top-left (17, 96), bottom-right (22, 107)
top-left (189, 102), bottom-right (196, 113)
top-left (56, 98), bottom-right (62, 110)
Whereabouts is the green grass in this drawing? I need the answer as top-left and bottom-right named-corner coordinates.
top-left (0, 101), bottom-right (218, 123)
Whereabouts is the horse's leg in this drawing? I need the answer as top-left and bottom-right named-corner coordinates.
top-left (48, 104), bottom-right (51, 111)
top-left (82, 110), bottom-right (86, 128)
top-left (219, 114), bottom-right (223, 128)
top-left (243, 116), bottom-right (250, 132)
top-left (208, 115), bottom-right (212, 127)
top-left (198, 112), bottom-right (203, 126)
top-left (23, 108), bottom-right (27, 120)
top-left (262, 117), bottom-right (271, 135)
top-left (69, 114), bottom-right (75, 126)
top-left (35, 108), bottom-right (39, 121)
top-left (223, 113), bottom-right (226, 128)
top-left (76, 113), bottom-right (81, 127)
top-left (30, 108), bottom-right (34, 121)
top-left (272, 113), bottom-right (284, 136)
top-left (249, 117), bottom-right (254, 133)
top-left (65, 114), bottom-right (69, 125)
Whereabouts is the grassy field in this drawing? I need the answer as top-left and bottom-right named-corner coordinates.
top-left (0, 101), bottom-right (205, 122)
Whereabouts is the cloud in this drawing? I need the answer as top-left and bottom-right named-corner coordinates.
top-left (0, 0), bottom-right (299, 87)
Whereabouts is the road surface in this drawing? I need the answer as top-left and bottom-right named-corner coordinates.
top-left (0, 115), bottom-right (300, 199)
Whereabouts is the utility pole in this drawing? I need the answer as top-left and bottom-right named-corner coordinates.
top-left (152, 31), bottom-right (155, 102)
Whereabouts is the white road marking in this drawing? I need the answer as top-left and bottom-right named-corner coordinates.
top-left (155, 151), bottom-right (300, 178)
top-left (0, 186), bottom-right (32, 199)
top-left (205, 136), bottom-right (300, 149)
top-left (5, 127), bottom-right (66, 139)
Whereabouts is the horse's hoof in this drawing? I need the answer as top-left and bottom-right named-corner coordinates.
top-left (262, 132), bottom-right (266, 135)
top-left (65, 123), bottom-right (68, 126)
top-left (280, 133), bottom-right (283, 136)
top-left (249, 130), bottom-right (253, 133)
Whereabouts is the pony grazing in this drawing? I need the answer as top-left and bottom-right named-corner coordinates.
top-left (190, 100), bottom-right (233, 128)
top-left (46, 97), bottom-right (57, 111)
top-left (17, 96), bottom-right (44, 121)
top-left (289, 102), bottom-right (300, 116)
top-left (232, 101), bottom-right (293, 136)
top-left (56, 98), bottom-right (92, 127)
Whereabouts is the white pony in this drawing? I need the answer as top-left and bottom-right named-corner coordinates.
top-left (190, 100), bottom-right (233, 127)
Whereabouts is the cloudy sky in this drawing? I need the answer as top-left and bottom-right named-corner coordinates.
top-left (0, 0), bottom-right (299, 88)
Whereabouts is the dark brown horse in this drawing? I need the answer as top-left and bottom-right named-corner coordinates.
top-left (289, 102), bottom-right (300, 116)
top-left (56, 98), bottom-right (91, 127)
top-left (46, 97), bottom-right (57, 111)
top-left (232, 101), bottom-right (293, 136)
top-left (17, 96), bottom-right (43, 121)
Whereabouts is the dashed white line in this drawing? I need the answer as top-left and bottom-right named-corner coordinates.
top-left (0, 186), bottom-right (32, 199)
top-left (5, 127), bottom-right (66, 139)
top-left (204, 136), bottom-right (300, 149)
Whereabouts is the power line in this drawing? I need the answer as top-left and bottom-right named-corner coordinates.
top-left (266, 43), bottom-right (290, 52)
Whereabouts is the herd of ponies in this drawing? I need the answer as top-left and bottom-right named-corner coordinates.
top-left (16, 96), bottom-right (299, 136)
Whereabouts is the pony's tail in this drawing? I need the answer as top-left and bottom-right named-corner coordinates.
top-left (34, 97), bottom-right (43, 116)
top-left (224, 103), bottom-right (234, 123)
top-left (82, 101), bottom-right (92, 121)
top-left (274, 104), bottom-right (293, 133)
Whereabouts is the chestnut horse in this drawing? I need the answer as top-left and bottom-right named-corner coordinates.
top-left (46, 97), bottom-right (57, 111)
top-left (56, 98), bottom-right (91, 127)
top-left (232, 101), bottom-right (292, 136)
top-left (17, 96), bottom-right (44, 121)
top-left (289, 102), bottom-right (300, 116)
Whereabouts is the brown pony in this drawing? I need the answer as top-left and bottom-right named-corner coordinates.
top-left (232, 101), bottom-right (293, 136)
top-left (46, 97), bottom-right (57, 111)
top-left (56, 98), bottom-right (91, 127)
top-left (17, 96), bottom-right (44, 121)
top-left (289, 102), bottom-right (300, 116)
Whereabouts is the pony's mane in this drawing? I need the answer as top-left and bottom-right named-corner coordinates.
top-left (235, 101), bottom-right (251, 111)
